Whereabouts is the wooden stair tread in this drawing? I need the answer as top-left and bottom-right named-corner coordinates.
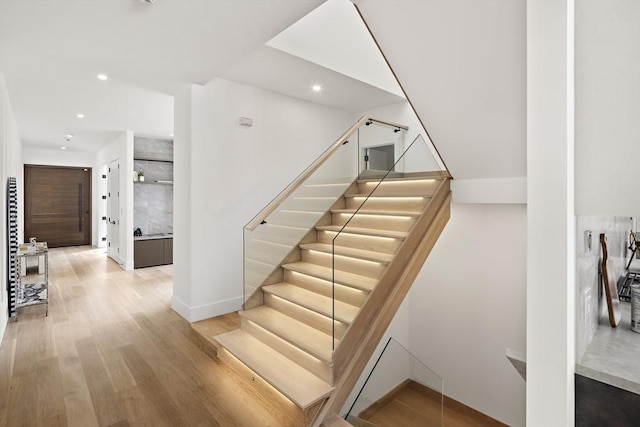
top-left (282, 262), bottom-right (378, 292)
top-left (214, 329), bottom-right (333, 408)
top-left (332, 208), bottom-right (421, 217)
top-left (263, 283), bottom-right (359, 324)
top-left (344, 193), bottom-right (431, 198)
top-left (240, 306), bottom-right (336, 362)
top-left (316, 225), bottom-right (408, 239)
top-left (299, 243), bottom-right (393, 264)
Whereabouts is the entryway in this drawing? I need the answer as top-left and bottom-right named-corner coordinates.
top-left (24, 165), bottom-right (92, 247)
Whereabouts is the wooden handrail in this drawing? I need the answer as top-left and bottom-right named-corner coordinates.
top-left (244, 116), bottom-right (409, 231)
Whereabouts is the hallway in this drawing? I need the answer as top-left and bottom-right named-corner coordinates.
top-left (0, 246), bottom-right (295, 426)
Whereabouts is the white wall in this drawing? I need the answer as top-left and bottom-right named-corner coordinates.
top-left (173, 78), bottom-right (354, 321)
top-left (0, 74), bottom-right (23, 343)
top-left (358, 101), bottom-right (527, 204)
top-left (96, 132), bottom-right (134, 270)
top-left (408, 204), bottom-right (527, 426)
top-left (575, 0), bottom-right (640, 216)
top-left (357, 0), bottom-right (526, 181)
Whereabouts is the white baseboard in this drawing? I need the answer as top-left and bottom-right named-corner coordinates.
top-left (171, 295), bottom-right (243, 322)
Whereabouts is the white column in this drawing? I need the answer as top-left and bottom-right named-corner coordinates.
top-left (172, 85), bottom-right (195, 320)
top-left (527, 0), bottom-right (575, 425)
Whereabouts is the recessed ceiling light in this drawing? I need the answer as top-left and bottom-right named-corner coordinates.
top-left (77, 113), bottom-right (85, 118)
top-left (66, 134), bottom-right (73, 139)
top-left (61, 146), bottom-right (67, 150)
top-left (97, 74), bottom-right (108, 81)
top-left (312, 84), bottom-right (322, 92)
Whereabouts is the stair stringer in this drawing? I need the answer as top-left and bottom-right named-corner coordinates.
top-left (311, 179), bottom-right (451, 426)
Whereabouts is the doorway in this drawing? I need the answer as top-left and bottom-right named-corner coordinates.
top-left (363, 144), bottom-right (395, 172)
top-left (24, 165), bottom-right (92, 247)
top-left (107, 159), bottom-right (120, 263)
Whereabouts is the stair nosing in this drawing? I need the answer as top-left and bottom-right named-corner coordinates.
top-left (298, 243), bottom-right (393, 264)
top-left (344, 193), bottom-right (432, 198)
top-left (315, 225), bottom-right (408, 239)
top-left (331, 209), bottom-right (421, 217)
top-left (356, 177), bottom-right (444, 183)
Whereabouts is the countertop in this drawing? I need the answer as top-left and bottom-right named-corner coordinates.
top-left (134, 234), bottom-right (173, 241)
top-left (576, 302), bottom-right (640, 394)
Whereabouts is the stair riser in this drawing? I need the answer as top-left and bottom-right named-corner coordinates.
top-left (356, 179), bottom-right (441, 196)
top-left (292, 183), bottom-right (351, 198)
top-left (250, 224), bottom-right (309, 246)
top-left (331, 212), bottom-right (416, 232)
top-left (284, 270), bottom-right (368, 307)
top-left (216, 346), bottom-right (314, 426)
top-left (281, 196), bottom-right (345, 212)
top-left (241, 318), bottom-right (334, 384)
top-left (264, 292), bottom-right (348, 340)
top-left (345, 196), bottom-right (428, 212)
top-left (245, 239), bottom-right (295, 266)
top-left (245, 265), bottom-right (282, 290)
top-left (267, 209), bottom-right (325, 228)
top-left (317, 230), bottom-right (402, 254)
top-left (300, 250), bottom-right (386, 280)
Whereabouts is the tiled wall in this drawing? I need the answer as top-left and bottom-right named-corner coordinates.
top-left (576, 216), bottom-right (635, 361)
top-left (133, 137), bottom-right (173, 236)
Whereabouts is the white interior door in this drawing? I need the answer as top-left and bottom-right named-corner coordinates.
top-left (107, 160), bottom-right (120, 262)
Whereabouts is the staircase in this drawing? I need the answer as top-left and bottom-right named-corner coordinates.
top-left (214, 162), bottom-right (451, 425)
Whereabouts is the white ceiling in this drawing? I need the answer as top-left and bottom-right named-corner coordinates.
top-left (0, 0), bottom-right (406, 154)
top-left (0, 0), bottom-right (324, 151)
top-left (221, 45), bottom-right (405, 113)
top-left (267, 0), bottom-right (403, 97)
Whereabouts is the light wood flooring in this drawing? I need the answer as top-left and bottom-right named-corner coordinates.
top-left (1, 246), bottom-right (508, 427)
top-left (350, 380), bottom-right (507, 427)
top-left (0, 246), bottom-right (297, 427)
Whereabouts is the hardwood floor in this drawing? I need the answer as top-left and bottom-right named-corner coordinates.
top-left (0, 246), bottom-right (296, 427)
top-left (351, 380), bottom-right (508, 427)
top-left (1, 246), bottom-right (509, 427)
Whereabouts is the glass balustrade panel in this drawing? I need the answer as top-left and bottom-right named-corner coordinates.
top-left (243, 131), bottom-right (359, 309)
top-left (332, 134), bottom-right (447, 343)
top-left (344, 337), bottom-right (444, 426)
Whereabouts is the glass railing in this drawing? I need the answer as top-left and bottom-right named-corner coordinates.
top-left (344, 337), bottom-right (444, 426)
top-left (243, 116), bottom-right (447, 359)
top-left (331, 134), bottom-right (445, 344)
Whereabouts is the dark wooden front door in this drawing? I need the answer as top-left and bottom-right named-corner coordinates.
top-left (24, 165), bottom-right (92, 248)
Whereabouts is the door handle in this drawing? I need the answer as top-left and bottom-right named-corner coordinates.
top-left (78, 183), bottom-right (83, 231)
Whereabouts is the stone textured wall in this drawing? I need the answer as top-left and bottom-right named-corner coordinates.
top-left (133, 137), bottom-right (173, 236)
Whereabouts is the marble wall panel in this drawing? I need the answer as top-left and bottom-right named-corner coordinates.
top-left (134, 137), bottom-right (173, 236)
top-left (576, 216), bottom-right (635, 361)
